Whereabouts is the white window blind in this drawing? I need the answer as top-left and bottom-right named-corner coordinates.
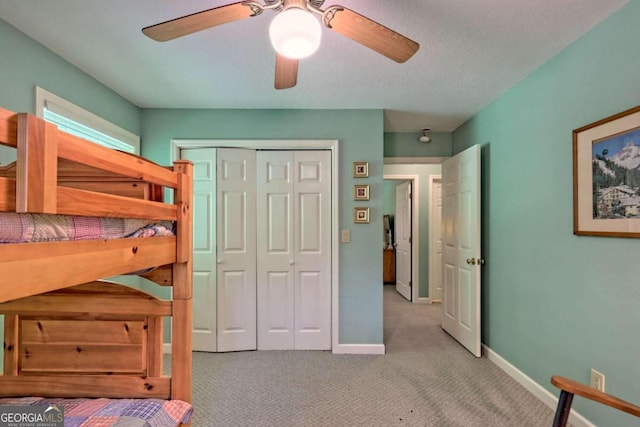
top-left (43, 109), bottom-right (135, 153)
top-left (36, 87), bottom-right (140, 154)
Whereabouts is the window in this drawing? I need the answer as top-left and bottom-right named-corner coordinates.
top-left (35, 87), bottom-right (139, 154)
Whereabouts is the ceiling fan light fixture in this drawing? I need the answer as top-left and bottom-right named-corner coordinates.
top-left (269, 8), bottom-right (322, 59)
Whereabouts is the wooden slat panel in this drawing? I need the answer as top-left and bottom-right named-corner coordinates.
top-left (16, 114), bottom-right (58, 213)
top-left (21, 320), bottom-right (144, 345)
top-left (147, 316), bottom-right (163, 377)
top-left (140, 265), bottom-right (173, 286)
top-left (61, 181), bottom-right (149, 199)
top-left (57, 131), bottom-right (178, 189)
top-left (3, 314), bottom-right (19, 376)
top-left (20, 343), bottom-right (144, 374)
top-left (57, 186), bottom-right (176, 220)
top-left (0, 375), bottom-right (171, 399)
top-left (0, 237), bottom-right (176, 303)
top-left (171, 298), bottom-right (192, 402)
top-left (0, 107), bottom-right (18, 149)
top-left (53, 281), bottom-right (151, 297)
top-left (0, 176), bottom-right (16, 211)
top-left (1, 295), bottom-right (171, 317)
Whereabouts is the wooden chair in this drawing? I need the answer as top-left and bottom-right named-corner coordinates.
top-left (551, 375), bottom-right (640, 427)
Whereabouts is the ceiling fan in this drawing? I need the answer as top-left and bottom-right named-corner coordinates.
top-left (142, 0), bottom-right (419, 90)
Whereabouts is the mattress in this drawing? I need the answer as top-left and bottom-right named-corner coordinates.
top-left (0, 397), bottom-right (192, 427)
top-left (0, 213), bottom-right (173, 243)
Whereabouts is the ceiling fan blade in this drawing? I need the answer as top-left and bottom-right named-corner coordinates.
top-left (324, 7), bottom-right (419, 63)
top-left (142, 2), bottom-right (256, 42)
top-left (274, 54), bottom-right (298, 90)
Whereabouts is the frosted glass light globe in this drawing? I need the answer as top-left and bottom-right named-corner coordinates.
top-left (269, 8), bottom-right (321, 59)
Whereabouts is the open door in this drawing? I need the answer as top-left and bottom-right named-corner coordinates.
top-left (395, 181), bottom-right (412, 301)
top-left (441, 145), bottom-right (482, 357)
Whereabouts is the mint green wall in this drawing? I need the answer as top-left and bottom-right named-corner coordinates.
top-left (384, 132), bottom-right (452, 157)
top-left (452, 2), bottom-right (640, 426)
top-left (141, 108), bottom-right (385, 344)
top-left (0, 19), bottom-right (140, 150)
top-left (383, 180), bottom-right (403, 216)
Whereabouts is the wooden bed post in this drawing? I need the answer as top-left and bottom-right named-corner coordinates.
top-left (16, 113), bottom-right (58, 213)
top-left (171, 160), bottom-right (193, 405)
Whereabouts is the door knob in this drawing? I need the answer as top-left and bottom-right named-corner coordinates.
top-left (289, 260), bottom-right (295, 265)
top-left (466, 258), bottom-right (476, 265)
top-left (217, 259), bottom-right (222, 264)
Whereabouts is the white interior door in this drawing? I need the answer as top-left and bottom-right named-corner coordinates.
top-left (441, 144), bottom-right (482, 357)
top-left (429, 178), bottom-right (444, 302)
top-left (257, 150), bottom-right (331, 350)
top-left (293, 151), bottom-right (331, 350)
top-left (181, 148), bottom-right (217, 352)
top-left (257, 151), bottom-right (295, 350)
top-left (395, 181), bottom-right (412, 301)
top-left (217, 148), bottom-right (257, 352)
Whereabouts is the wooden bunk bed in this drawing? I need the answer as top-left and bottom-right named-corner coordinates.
top-left (0, 107), bottom-right (193, 426)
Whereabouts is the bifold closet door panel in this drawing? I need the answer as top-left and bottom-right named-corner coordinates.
top-left (257, 150), bottom-right (331, 350)
top-left (257, 151), bottom-right (295, 350)
top-left (293, 150), bottom-right (331, 350)
top-left (180, 148), bottom-right (218, 353)
top-left (216, 148), bottom-right (257, 352)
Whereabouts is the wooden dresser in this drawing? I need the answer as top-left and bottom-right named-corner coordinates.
top-left (383, 249), bottom-right (395, 283)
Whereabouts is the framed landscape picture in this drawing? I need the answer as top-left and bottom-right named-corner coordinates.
top-left (574, 105), bottom-right (640, 237)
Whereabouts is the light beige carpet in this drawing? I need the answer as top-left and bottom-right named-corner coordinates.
top-left (171, 285), bottom-right (557, 426)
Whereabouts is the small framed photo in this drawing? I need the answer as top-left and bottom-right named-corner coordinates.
top-left (353, 161), bottom-right (369, 178)
top-left (574, 105), bottom-right (640, 237)
top-left (354, 207), bottom-right (370, 224)
top-left (354, 184), bottom-right (370, 201)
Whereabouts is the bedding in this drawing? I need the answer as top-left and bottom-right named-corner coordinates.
top-left (0, 213), bottom-right (174, 243)
top-left (0, 397), bottom-right (192, 427)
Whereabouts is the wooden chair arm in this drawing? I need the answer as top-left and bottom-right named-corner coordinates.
top-left (551, 375), bottom-right (640, 418)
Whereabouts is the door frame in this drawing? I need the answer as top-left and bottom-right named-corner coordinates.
top-left (172, 139), bottom-right (340, 352)
top-left (382, 173), bottom-right (420, 303)
top-left (428, 174), bottom-right (443, 303)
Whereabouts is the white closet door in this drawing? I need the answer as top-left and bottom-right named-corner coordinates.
top-left (257, 150), bottom-right (331, 350)
top-left (217, 148), bottom-right (257, 352)
top-left (293, 151), bottom-right (331, 350)
top-left (257, 151), bottom-right (295, 350)
top-left (181, 148), bottom-right (217, 352)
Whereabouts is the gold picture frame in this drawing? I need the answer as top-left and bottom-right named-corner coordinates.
top-left (354, 184), bottom-right (370, 201)
top-left (353, 161), bottom-right (369, 178)
top-left (354, 207), bottom-right (370, 224)
top-left (574, 105), bottom-right (640, 237)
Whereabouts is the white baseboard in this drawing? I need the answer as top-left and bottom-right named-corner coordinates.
top-left (165, 343), bottom-right (385, 355)
top-left (333, 344), bottom-right (386, 355)
top-left (416, 297), bottom-right (431, 304)
top-left (482, 344), bottom-right (595, 427)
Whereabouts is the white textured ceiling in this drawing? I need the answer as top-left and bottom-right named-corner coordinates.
top-left (0, 0), bottom-right (628, 131)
